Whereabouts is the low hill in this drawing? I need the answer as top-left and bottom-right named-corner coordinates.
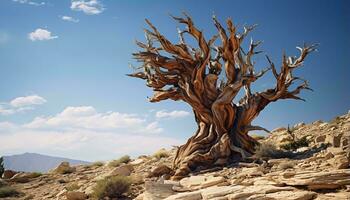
top-left (2, 152), bottom-right (90, 172)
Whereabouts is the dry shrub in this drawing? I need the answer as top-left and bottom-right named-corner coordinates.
top-left (255, 142), bottom-right (293, 159)
top-left (65, 183), bottom-right (80, 191)
top-left (153, 149), bottom-right (169, 159)
top-left (91, 161), bottom-right (104, 167)
top-left (280, 136), bottom-right (309, 151)
top-left (108, 155), bottom-right (131, 167)
top-left (0, 186), bottom-right (20, 198)
top-left (92, 176), bottom-right (131, 199)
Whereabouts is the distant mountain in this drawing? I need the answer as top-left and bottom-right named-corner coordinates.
top-left (2, 153), bottom-right (90, 173)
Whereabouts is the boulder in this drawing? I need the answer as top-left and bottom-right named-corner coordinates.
top-left (130, 158), bottom-right (145, 165)
top-left (147, 164), bottom-right (173, 178)
top-left (109, 164), bottom-right (134, 176)
top-left (2, 170), bottom-right (17, 179)
top-left (66, 191), bottom-right (87, 200)
top-left (9, 172), bottom-right (31, 183)
top-left (315, 135), bottom-right (326, 143)
top-left (332, 155), bottom-right (349, 169)
top-left (52, 162), bottom-right (76, 174)
top-left (325, 134), bottom-right (342, 147)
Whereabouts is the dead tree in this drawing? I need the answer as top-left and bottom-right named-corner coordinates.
top-left (128, 13), bottom-right (317, 179)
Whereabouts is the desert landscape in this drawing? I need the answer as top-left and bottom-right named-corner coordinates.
top-left (0, 112), bottom-right (350, 199)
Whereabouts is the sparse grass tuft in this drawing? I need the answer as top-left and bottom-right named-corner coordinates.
top-left (108, 155), bottom-right (130, 167)
top-left (280, 136), bottom-right (309, 151)
top-left (65, 183), bottom-right (80, 191)
top-left (92, 176), bottom-right (131, 199)
top-left (255, 142), bottom-right (293, 159)
top-left (0, 186), bottom-right (20, 198)
top-left (153, 149), bottom-right (169, 159)
top-left (91, 161), bottom-right (104, 167)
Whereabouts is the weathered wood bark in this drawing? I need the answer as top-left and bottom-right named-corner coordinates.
top-left (128, 13), bottom-right (317, 179)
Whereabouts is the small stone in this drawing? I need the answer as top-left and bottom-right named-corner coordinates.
top-left (315, 135), bottom-right (326, 143)
top-left (324, 152), bottom-right (334, 159)
top-left (130, 158), bottom-right (145, 165)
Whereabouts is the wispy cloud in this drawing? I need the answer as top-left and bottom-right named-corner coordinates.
top-left (155, 110), bottom-right (190, 119)
top-left (61, 16), bottom-right (79, 23)
top-left (28, 28), bottom-right (58, 41)
top-left (0, 95), bottom-right (46, 115)
top-left (24, 106), bottom-right (163, 133)
top-left (0, 106), bottom-right (180, 161)
top-left (71, 0), bottom-right (104, 15)
top-left (12, 0), bottom-right (45, 6)
top-left (10, 95), bottom-right (46, 107)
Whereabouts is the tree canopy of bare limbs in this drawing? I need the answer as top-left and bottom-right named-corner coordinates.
top-left (128, 13), bottom-right (317, 179)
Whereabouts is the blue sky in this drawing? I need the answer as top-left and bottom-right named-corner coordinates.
top-left (0, 0), bottom-right (349, 161)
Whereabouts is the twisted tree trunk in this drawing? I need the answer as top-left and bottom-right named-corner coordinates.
top-left (128, 13), bottom-right (317, 179)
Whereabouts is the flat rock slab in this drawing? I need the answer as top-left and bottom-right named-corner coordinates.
top-left (164, 191), bottom-right (202, 200)
top-left (180, 175), bottom-right (227, 190)
top-left (277, 169), bottom-right (350, 190)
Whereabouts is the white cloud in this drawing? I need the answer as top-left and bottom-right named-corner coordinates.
top-left (28, 28), bottom-right (58, 41)
top-left (0, 106), bottom-right (181, 161)
top-left (12, 0), bottom-right (45, 6)
top-left (61, 16), bottom-right (79, 23)
top-left (156, 110), bottom-right (190, 119)
top-left (10, 95), bottom-right (47, 107)
top-left (0, 95), bottom-right (46, 115)
top-left (71, 0), bottom-right (104, 15)
top-left (24, 106), bottom-right (158, 133)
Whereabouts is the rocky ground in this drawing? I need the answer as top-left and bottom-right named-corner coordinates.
top-left (1, 111), bottom-right (349, 200)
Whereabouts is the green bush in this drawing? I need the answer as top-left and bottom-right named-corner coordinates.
top-left (254, 142), bottom-right (292, 159)
top-left (280, 136), bottom-right (309, 151)
top-left (108, 155), bottom-right (131, 167)
top-left (0, 186), bottom-right (20, 198)
top-left (153, 149), bottom-right (169, 159)
top-left (92, 176), bottom-right (131, 199)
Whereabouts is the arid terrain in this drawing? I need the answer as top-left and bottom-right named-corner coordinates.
top-left (1, 111), bottom-right (349, 200)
